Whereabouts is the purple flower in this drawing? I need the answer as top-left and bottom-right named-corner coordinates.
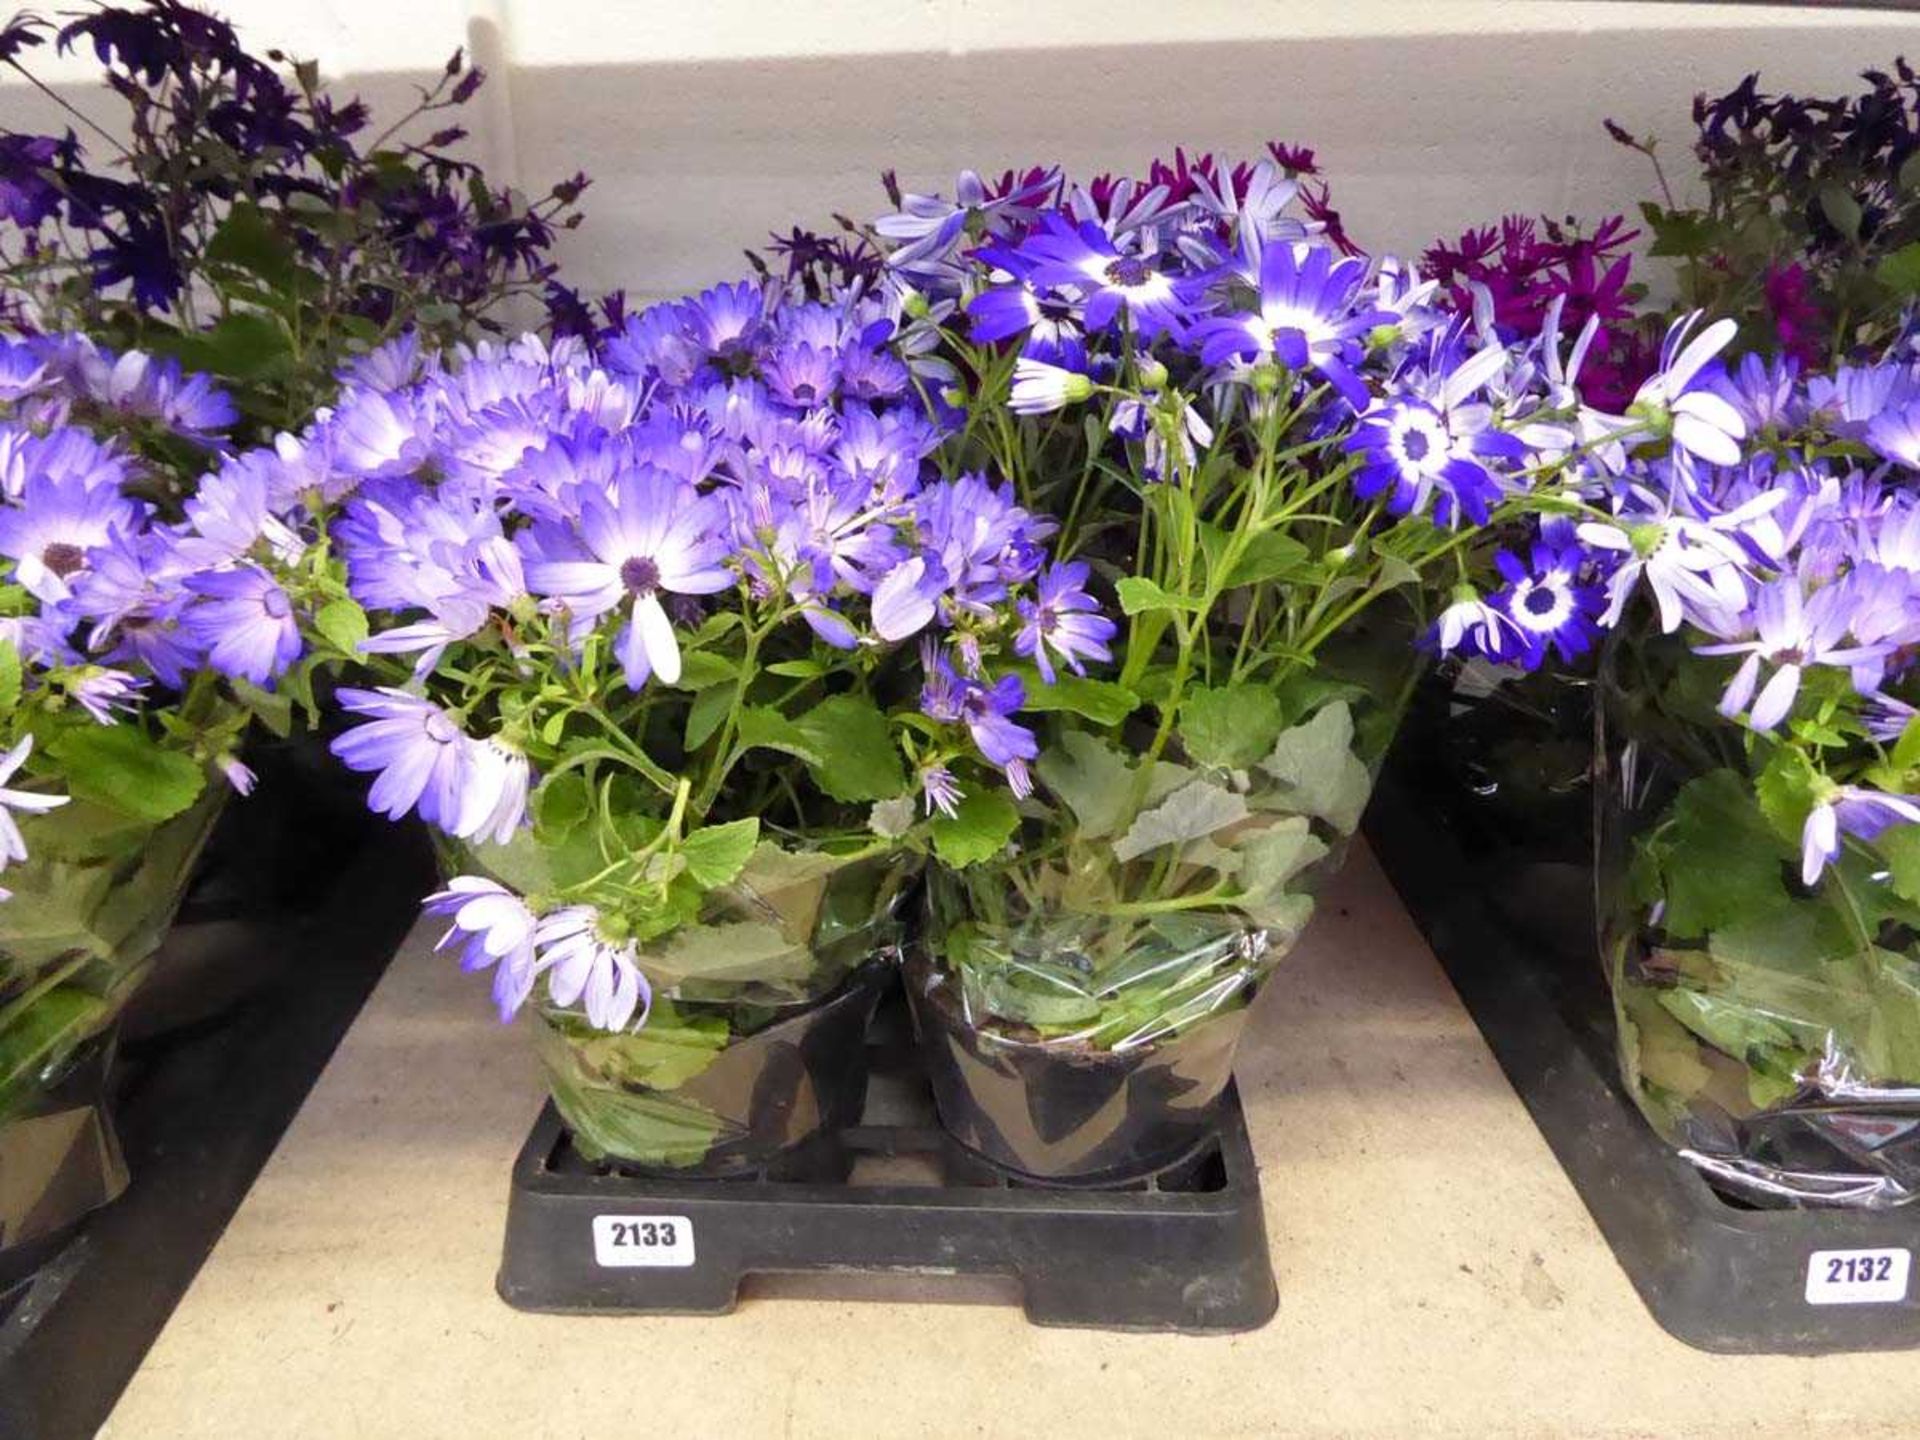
top-left (1430, 588), bottom-right (1528, 664)
top-left (920, 644), bottom-right (1037, 796)
top-left (425, 876), bottom-right (542, 1022)
top-left (67, 667), bottom-right (146, 724)
top-left (1346, 343), bottom-right (1527, 527)
top-left (871, 556), bottom-right (942, 642)
top-left (1867, 399), bottom-right (1920, 470)
top-left (331, 686), bottom-right (487, 834)
top-left (0, 471), bottom-right (142, 603)
top-left (1015, 561), bottom-right (1115, 683)
top-left (1693, 574), bottom-right (1888, 731)
top-left (1489, 543), bottom-right (1604, 667)
top-left (535, 905), bottom-right (650, 1032)
top-left (1011, 214), bottom-right (1189, 337)
top-left (1801, 787), bottom-right (1920, 886)
top-left (523, 467), bottom-right (735, 688)
top-left (1190, 240), bottom-right (1386, 408)
top-left (330, 389), bottom-right (433, 479)
top-left (921, 763), bottom-right (963, 819)
top-left (678, 280), bottom-right (767, 364)
top-left (182, 564), bottom-right (302, 685)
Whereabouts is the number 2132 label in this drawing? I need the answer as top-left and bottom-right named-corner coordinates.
top-left (593, 1214), bottom-right (696, 1268)
top-left (1804, 1248), bottom-right (1910, 1306)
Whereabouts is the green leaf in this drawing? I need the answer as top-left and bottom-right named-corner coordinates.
top-left (1180, 684), bottom-right (1284, 769)
top-left (684, 686), bottom-right (732, 750)
top-left (1878, 825), bottom-right (1920, 908)
top-left (1753, 743), bottom-right (1818, 846)
top-left (1657, 770), bottom-right (1794, 940)
top-left (204, 202), bottom-right (301, 291)
top-left (734, 707), bottom-right (821, 765)
top-left (170, 312), bottom-right (292, 383)
top-left (1258, 701), bottom-right (1372, 834)
top-left (532, 771), bottom-right (592, 840)
top-left (1877, 242), bottom-right (1920, 298)
top-left (670, 651), bottom-right (737, 691)
top-left (1818, 182), bottom-right (1863, 244)
top-left (314, 597), bottom-right (369, 656)
top-left (764, 658), bottom-right (827, 680)
top-left (1115, 576), bottom-right (1200, 616)
top-left (646, 919), bottom-right (808, 984)
top-left (793, 695), bottom-right (906, 802)
top-left (48, 724), bottom-right (204, 824)
top-left (1901, 151), bottom-right (1920, 196)
top-left (1112, 779), bottom-right (1249, 863)
top-left (1034, 731), bottom-right (1134, 840)
top-left (679, 818), bottom-right (760, 889)
top-left (931, 788), bottom-right (1019, 867)
top-left (1217, 531), bottom-right (1312, 590)
top-left (1638, 203), bottom-right (1717, 259)
top-left (0, 640), bottom-right (21, 716)
top-left (1235, 815), bottom-right (1329, 900)
top-left (1014, 672), bottom-right (1139, 727)
top-left (229, 677), bottom-right (292, 738)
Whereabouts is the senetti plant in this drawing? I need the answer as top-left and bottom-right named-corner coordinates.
top-left (1432, 303), bottom-right (1920, 1202)
top-left (823, 149), bottom-right (1614, 1059)
top-left (0, 332), bottom-right (342, 1121)
top-left (311, 286), bottom-right (1088, 1160)
top-left (0, 0), bottom-right (585, 438)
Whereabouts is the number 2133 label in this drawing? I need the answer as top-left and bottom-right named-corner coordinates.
top-left (1804, 1248), bottom-right (1910, 1306)
top-left (593, 1214), bottom-right (696, 1268)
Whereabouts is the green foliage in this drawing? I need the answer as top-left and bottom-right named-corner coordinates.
top-left (1647, 770), bottom-right (1793, 940)
top-left (47, 724), bottom-right (205, 824)
top-left (930, 789), bottom-right (1020, 867)
top-left (1179, 684), bottom-right (1284, 769)
top-left (792, 696), bottom-right (906, 802)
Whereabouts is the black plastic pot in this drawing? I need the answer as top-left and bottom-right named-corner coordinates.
top-left (904, 949), bottom-right (1251, 1184)
top-left (537, 958), bottom-right (891, 1176)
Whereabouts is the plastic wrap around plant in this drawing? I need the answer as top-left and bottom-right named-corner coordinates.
top-left (449, 834), bottom-right (909, 1169)
top-left (0, 787), bottom-right (225, 1258)
top-left (537, 958), bottom-right (887, 1172)
top-left (909, 646), bottom-right (1416, 1180)
top-left (1598, 656), bottom-right (1920, 1209)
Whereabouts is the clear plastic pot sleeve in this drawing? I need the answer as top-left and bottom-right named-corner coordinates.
top-left (466, 844), bottom-right (915, 1172)
top-left (1598, 656), bottom-right (1920, 1208)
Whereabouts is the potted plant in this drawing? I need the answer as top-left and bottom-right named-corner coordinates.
top-left (0, 332), bottom-right (343, 1282)
top-left (0, 0), bottom-right (592, 1031)
top-left (314, 282), bottom-right (1077, 1173)
top-left (1571, 346), bottom-right (1920, 1206)
top-left (818, 152), bottom-right (1581, 1181)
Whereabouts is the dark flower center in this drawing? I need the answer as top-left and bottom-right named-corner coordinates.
top-left (789, 381), bottom-right (817, 403)
top-left (1104, 257), bottom-right (1152, 288)
top-left (41, 542), bottom-right (85, 577)
top-left (621, 556), bottom-right (661, 597)
top-left (1401, 430), bottom-right (1431, 462)
top-left (1522, 586), bottom-right (1560, 617)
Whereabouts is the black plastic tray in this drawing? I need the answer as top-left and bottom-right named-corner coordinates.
top-left (496, 998), bottom-right (1278, 1334)
top-left (1366, 756), bottom-right (1920, 1355)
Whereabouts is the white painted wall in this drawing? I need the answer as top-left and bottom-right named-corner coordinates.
top-left (4, 2), bottom-right (1916, 304)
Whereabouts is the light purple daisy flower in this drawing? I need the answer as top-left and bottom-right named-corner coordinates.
top-left (181, 564), bottom-right (303, 685)
top-left (523, 466), bottom-right (735, 689)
